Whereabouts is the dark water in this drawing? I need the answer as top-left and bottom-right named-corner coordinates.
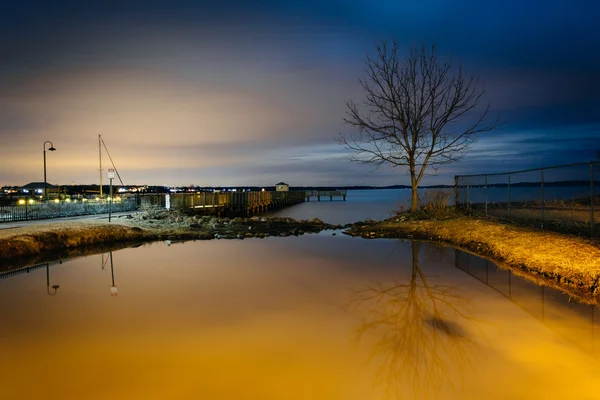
top-left (1, 233), bottom-right (599, 399)
top-left (265, 189), bottom-right (413, 224)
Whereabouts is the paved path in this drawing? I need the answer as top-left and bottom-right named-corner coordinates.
top-left (0, 211), bottom-right (138, 230)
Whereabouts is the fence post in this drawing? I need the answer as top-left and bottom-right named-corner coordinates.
top-left (466, 177), bottom-right (470, 210)
top-left (507, 173), bottom-right (511, 218)
top-left (591, 163), bottom-right (595, 237)
top-left (454, 176), bottom-right (459, 209)
top-left (485, 175), bottom-right (488, 216)
top-left (541, 168), bottom-right (544, 229)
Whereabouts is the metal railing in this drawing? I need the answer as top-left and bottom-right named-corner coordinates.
top-left (0, 198), bottom-right (137, 223)
top-left (455, 161), bottom-right (600, 237)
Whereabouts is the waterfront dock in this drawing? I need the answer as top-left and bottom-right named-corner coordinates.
top-left (139, 191), bottom-right (306, 216)
top-left (305, 190), bottom-right (347, 201)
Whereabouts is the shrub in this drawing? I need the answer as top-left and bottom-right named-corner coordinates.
top-left (418, 190), bottom-right (454, 219)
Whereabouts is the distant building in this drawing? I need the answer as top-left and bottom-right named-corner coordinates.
top-left (275, 182), bottom-right (289, 192)
top-left (20, 182), bottom-right (59, 198)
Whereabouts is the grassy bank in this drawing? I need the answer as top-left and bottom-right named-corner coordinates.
top-left (346, 215), bottom-right (600, 304)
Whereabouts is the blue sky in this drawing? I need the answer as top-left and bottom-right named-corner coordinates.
top-left (1, 0), bottom-right (598, 186)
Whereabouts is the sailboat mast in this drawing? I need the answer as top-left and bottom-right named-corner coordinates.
top-left (99, 134), bottom-right (103, 197)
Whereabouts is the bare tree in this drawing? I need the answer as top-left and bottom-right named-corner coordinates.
top-left (339, 42), bottom-right (498, 212)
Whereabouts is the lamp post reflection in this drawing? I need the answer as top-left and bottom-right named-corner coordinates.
top-left (350, 241), bottom-right (478, 399)
top-left (46, 263), bottom-right (60, 295)
top-left (109, 252), bottom-right (118, 296)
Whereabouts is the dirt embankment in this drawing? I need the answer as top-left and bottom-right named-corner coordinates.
top-left (346, 215), bottom-right (600, 303)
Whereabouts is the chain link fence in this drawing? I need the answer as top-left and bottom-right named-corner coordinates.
top-left (455, 161), bottom-right (600, 237)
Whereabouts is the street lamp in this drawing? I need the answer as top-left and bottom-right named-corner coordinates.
top-left (43, 141), bottom-right (56, 202)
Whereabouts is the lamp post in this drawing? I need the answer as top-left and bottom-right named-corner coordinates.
top-left (43, 141), bottom-right (56, 202)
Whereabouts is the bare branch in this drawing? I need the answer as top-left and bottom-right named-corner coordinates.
top-left (339, 42), bottom-right (499, 212)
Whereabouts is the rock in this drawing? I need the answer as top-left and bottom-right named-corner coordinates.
top-left (280, 232), bottom-right (289, 237)
top-left (245, 232), bottom-right (253, 238)
top-left (332, 232), bottom-right (336, 236)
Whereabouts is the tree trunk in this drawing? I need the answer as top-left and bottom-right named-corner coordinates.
top-left (411, 177), bottom-right (419, 213)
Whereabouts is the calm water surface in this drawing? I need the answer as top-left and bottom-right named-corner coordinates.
top-left (1, 233), bottom-right (599, 399)
top-left (266, 189), bottom-right (412, 224)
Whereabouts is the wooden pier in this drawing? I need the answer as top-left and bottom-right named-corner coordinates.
top-left (305, 190), bottom-right (347, 201)
top-left (160, 191), bottom-right (306, 216)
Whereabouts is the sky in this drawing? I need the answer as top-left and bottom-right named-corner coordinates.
top-left (1, 0), bottom-right (599, 187)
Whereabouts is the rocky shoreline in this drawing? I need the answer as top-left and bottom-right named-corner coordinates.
top-left (129, 210), bottom-right (347, 239)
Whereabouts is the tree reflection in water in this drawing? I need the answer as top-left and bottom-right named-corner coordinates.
top-left (351, 241), bottom-right (479, 399)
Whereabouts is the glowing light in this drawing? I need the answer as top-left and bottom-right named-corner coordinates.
top-left (54, 199), bottom-right (59, 203)
top-left (29, 199), bottom-right (35, 204)
top-left (18, 199), bottom-right (25, 205)
top-left (95, 197), bottom-right (100, 201)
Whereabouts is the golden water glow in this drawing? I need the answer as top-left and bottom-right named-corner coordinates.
top-left (0, 237), bottom-right (598, 399)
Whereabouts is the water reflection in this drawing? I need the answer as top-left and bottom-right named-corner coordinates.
top-left (46, 263), bottom-right (60, 295)
top-left (455, 251), bottom-right (600, 359)
top-left (102, 252), bottom-right (118, 296)
top-left (351, 241), bottom-right (478, 399)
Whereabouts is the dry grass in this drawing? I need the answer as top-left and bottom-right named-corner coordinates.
top-left (418, 190), bottom-right (455, 219)
top-left (349, 216), bottom-right (600, 302)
